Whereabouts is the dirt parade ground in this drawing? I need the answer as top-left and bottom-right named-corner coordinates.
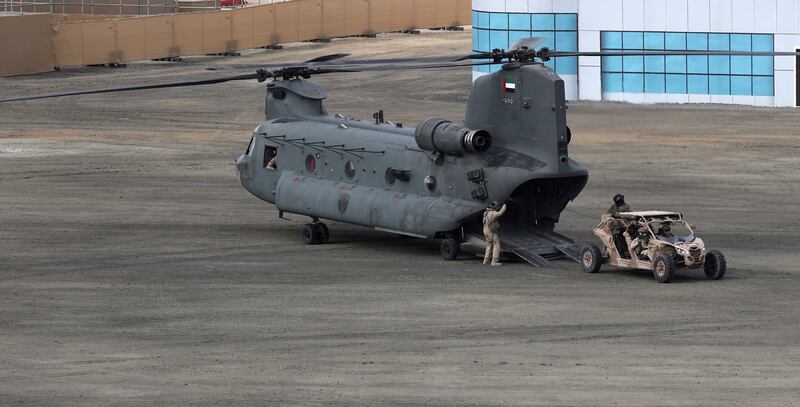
top-left (1, 30), bottom-right (799, 406)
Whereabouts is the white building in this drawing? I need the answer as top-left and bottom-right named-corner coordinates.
top-left (472, 0), bottom-right (800, 107)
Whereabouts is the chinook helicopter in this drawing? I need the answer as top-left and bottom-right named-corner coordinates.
top-left (3, 39), bottom-right (798, 266)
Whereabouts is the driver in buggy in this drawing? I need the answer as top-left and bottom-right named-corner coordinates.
top-left (657, 222), bottom-right (674, 239)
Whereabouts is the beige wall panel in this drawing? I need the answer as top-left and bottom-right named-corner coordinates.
top-left (173, 13), bottom-right (203, 55)
top-left (297, 0), bottom-right (323, 40)
top-left (273, 2), bottom-right (300, 44)
top-left (232, 8), bottom-right (255, 51)
top-left (81, 20), bottom-right (116, 64)
top-left (143, 15), bottom-right (175, 59)
top-left (322, 0), bottom-right (348, 38)
top-left (0, 14), bottom-right (54, 76)
top-left (201, 12), bottom-right (232, 54)
top-left (53, 22), bottom-right (85, 67)
top-left (457, 0), bottom-right (471, 24)
top-left (115, 18), bottom-right (147, 62)
top-left (378, 0), bottom-right (415, 31)
top-left (414, 0), bottom-right (458, 28)
top-left (344, 0), bottom-right (370, 35)
top-left (251, 5), bottom-right (273, 47)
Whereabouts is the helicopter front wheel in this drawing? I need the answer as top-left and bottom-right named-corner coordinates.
top-left (302, 223), bottom-right (329, 245)
top-left (440, 237), bottom-right (461, 260)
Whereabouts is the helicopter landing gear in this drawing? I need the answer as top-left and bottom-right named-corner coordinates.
top-left (302, 220), bottom-right (330, 245)
top-left (440, 237), bottom-right (461, 260)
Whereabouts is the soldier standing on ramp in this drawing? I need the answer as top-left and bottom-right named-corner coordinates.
top-left (483, 201), bottom-right (507, 266)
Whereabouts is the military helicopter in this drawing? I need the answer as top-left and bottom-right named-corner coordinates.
top-left (3, 39), bottom-right (798, 266)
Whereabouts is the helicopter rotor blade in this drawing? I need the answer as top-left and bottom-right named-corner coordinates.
top-left (509, 37), bottom-right (545, 51)
top-left (0, 71), bottom-right (271, 103)
top-left (548, 50), bottom-right (800, 57)
top-left (207, 55), bottom-right (465, 71)
top-left (0, 61), bottom-right (499, 103)
top-left (303, 53), bottom-right (350, 63)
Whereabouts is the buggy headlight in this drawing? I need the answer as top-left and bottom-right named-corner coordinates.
top-left (676, 247), bottom-right (688, 255)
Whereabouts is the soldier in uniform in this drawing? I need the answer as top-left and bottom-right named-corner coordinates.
top-left (483, 201), bottom-right (507, 266)
top-left (607, 194), bottom-right (633, 257)
top-left (607, 193), bottom-right (632, 214)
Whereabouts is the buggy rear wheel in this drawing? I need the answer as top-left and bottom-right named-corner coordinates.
top-left (704, 250), bottom-right (727, 280)
top-left (580, 245), bottom-right (603, 273)
top-left (653, 254), bottom-right (676, 283)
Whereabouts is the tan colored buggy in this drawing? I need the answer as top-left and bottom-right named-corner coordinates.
top-left (580, 211), bottom-right (726, 283)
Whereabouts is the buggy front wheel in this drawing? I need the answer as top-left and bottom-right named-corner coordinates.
top-left (580, 245), bottom-right (603, 273)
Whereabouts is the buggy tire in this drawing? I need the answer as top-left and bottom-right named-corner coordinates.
top-left (440, 238), bottom-right (460, 261)
top-left (302, 223), bottom-right (322, 245)
top-left (315, 222), bottom-right (330, 243)
top-left (704, 250), bottom-right (726, 280)
top-left (653, 254), bottom-right (676, 283)
top-left (580, 245), bottom-right (603, 273)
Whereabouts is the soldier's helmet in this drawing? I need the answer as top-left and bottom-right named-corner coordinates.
top-left (613, 193), bottom-right (625, 204)
top-left (488, 201), bottom-right (499, 210)
top-left (662, 223), bottom-right (671, 231)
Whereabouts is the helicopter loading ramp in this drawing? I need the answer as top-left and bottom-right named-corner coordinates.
top-left (500, 224), bottom-right (581, 267)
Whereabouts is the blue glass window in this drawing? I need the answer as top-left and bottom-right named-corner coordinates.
top-left (731, 56), bottom-right (752, 75)
top-left (623, 32), bottom-right (644, 49)
top-left (645, 32), bottom-right (665, 50)
top-left (490, 13), bottom-right (508, 30)
top-left (687, 75), bottom-right (709, 94)
top-left (645, 56), bottom-right (665, 73)
top-left (753, 76), bottom-right (773, 96)
top-left (509, 14), bottom-right (530, 30)
top-left (477, 12), bottom-right (490, 29)
top-left (666, 74), bottom-right (687, 93)
top-left (602, 30), bottom-right (773, 97)
top-left (709, 34), bottom-right (729, 51)
top-left (709, 56), bottom-right (730, 74)
top-left (687, 56), bottom-right (708, 74)
top-left (555, 14), bottom-right (577, 30)
top-left (602, 31), bottom-right (623, 49)
top-left (666, 56), bottom-right (686, 73)
top-left (687, 33), bottom-right (708, 50)
top-left (532, 14), bottom-right (554, 30)
top-left (556, 32), bottom-right (578, 52)
top-left (623, 74), bottom-right (644, 93)
top-left (489, 30), bottom-right (509, 51)
top-left (665, 33), bottom-right (687, 50)
top-left (731, 76), bottom-right (752, 95)
top-left (709, 75), bottom-right (730, 95)
top-left (473, 12), bottom-right (579, 78)
top-left (602, 73), bottom-right (624, 92)
top-left (645, 74), bottom-right (666, 93)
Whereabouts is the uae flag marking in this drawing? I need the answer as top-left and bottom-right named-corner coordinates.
top-left (503, 77), bottom-right (516, 94)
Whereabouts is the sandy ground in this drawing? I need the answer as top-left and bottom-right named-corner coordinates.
top-left (1, 30), bottom-right (799, 406)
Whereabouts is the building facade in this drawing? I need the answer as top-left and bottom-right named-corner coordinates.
top-left (472, 0), bottom-right (800, 107)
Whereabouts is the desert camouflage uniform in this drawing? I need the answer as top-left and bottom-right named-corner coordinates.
top-left (483, 204), bottom-right (507, 266)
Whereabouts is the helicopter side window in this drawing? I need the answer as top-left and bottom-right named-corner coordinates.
top-left (264, 146), bottom-right (277, 170)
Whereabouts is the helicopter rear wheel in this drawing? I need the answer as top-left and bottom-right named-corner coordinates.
top-left (302, 223), bottom-right (323, 245)
top-left (440, 238), bottom-right (460, 260)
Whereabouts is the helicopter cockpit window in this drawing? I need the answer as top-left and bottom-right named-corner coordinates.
top-left (264, 146), bottom-right (277, 170)
top-left (245, 136), bottom-right (255, 155)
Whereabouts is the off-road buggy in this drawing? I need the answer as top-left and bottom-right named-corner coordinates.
top-left (580, 211), bottom-right (726, 283)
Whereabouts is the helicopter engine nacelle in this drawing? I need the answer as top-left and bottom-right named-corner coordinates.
top-left (414, 118), bottom-right (492, 156)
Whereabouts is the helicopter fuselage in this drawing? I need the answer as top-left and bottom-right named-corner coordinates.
top-left (236, 63), bottom-right (588, 238)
